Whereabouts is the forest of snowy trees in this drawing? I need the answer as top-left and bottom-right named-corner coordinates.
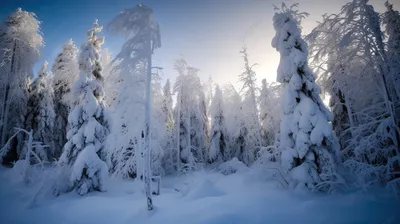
top-left (0, 0), bottom-right (399, 210)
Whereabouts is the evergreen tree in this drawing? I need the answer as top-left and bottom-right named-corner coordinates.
top-left (272, 3), bottom-right (340, 192)
top-left (59, 20), bottom-right (109, 195)
top-left (150, 74), bottom-right (165, 177)
top-left (223, 84), bottom-right (247, 162)
top-left (52, 38), bottom-right (79, 158)
top-left (239, 47), bottom-right (263, 164)
top-left (25, 61), bottom-right (56, 162)
top-left (209, 85), bottom-right (227, 163)
top-left (259, 79), bottom-right (281, 147)
top-left (173, 58), bottom-right (207, 169)
top-left (106, 4), bottom-right (161, 184)
top-left (161, 79), bottom-right (175, 174)
top-left (192, 81), bottom-right (209, 165)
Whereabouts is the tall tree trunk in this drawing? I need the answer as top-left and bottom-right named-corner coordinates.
top-left (176, 92), bottom-right (181, 171)
top-left (187, 103), bottom-right (191, 167)
top-left (1, 41), bottom-right (17, 151)
top-left (144, 32), bottom-right (153, 211)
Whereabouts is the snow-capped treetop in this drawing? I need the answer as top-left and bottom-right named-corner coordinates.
top-left (108, 3), bottom-right (160, 69)
top-left (0, 7), bottom-right (43, 76)
top-left (52, 38), bottom-right (79, 91)
top-left (107, 3), bottom-right (161, 47)
top-left (272, 3), bottom-right (309, 84)
top-left (0, 8), bottom-right (43, 52)
top-left (272, 3), bottom-right (339, 192)
top-left (239, 47), bottom-right (258, 96)
top-left (272, 3), bottom-right (331, 120)
top-left (29, 61), bottom-right (50, 102)
top-left (106, 3), bottom-right (161, 110)
top-left (38, 61), bottom-right (48, 78)
top-left (32, 61), bottom-right (51, 92)
top-left (79, 19), bottom-right (104, 78)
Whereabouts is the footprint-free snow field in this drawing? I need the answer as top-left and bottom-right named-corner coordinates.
top-left (0, 167), bottom-right (398, 224)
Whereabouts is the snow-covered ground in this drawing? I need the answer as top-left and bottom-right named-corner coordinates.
top-left (0, 166), bottom-right (399, 224)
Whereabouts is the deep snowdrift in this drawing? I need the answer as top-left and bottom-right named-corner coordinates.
top-left (0, 166), bottom-right (398, 224)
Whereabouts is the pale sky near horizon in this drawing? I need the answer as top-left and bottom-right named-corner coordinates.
top-left (1, 0), bottom-right (398, 92)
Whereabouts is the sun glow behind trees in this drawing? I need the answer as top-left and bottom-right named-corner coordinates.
top-left (0, 1), bottom-right (399, 215)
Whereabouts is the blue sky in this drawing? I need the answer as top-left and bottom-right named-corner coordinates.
top-left (1, 0), bottom-right (398, 89)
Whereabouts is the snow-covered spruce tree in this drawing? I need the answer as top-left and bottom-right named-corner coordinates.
top-left (239, 47), bottom-right (263, 165)
top-left (25, 61), bottom-right (56, 162)
top-left (106, 3), bottom-right (161, 181)
top-left (52, 38), bottom-right (79, 158)
top-left (173, 59), bottom-right (187, 171)
top-left (0, 8), bottom-right (43, 164)
top-left (209, 85), bottom-right (227, 163)
top-left (107, 4), bottom-right (161, 210)
top-left (58, 20), bottom-right (109, 196)
top-left (161, 79), bottom-right (176, 174)
top-left (222, 84), bottom-right (247, 162)
top-left (259, 79), bottom-right (282, 147)
top-left (255, 79), bottom-right (283, 166)
top-left (150, 73), bottom-right (165, 177)
top-left (173, 58), bottom-right (207, 170)
top-left (192, 80), bottom-right (209, 165)
top-left (272, 3), bottom-right (340, 192)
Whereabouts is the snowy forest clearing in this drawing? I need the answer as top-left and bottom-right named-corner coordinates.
top-left (0, 166), bottom-right (399, 224)
top-left (1, 0), bottom-right (400, 222)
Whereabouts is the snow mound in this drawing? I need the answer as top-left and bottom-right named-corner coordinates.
top-left (11, 160), bottom-right (26, 178)
top-left (186, 179), bottom-right (225, 200)
top-left (217, 157), bottom-right (249, 175)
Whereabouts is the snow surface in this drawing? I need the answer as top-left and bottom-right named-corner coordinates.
top-left (0, 166), bottom-right (399, 224)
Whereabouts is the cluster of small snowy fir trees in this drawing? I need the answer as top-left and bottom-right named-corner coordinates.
top-left (0, 0), bottom-right (399, 196)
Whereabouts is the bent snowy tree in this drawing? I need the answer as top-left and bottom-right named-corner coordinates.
top-left (271, 3), bottom-right (340, 192)
top-left (58, 20), bottom-right (110, 196)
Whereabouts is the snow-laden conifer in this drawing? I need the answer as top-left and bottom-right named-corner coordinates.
top-left (52, 39), bottom-right (79, 157)
top-left (272, 3), bottom-right (340, 192)
top-left (59, 20), bottom-right (109, 195)
top-left (25, 61), bottom-right (55, 161)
